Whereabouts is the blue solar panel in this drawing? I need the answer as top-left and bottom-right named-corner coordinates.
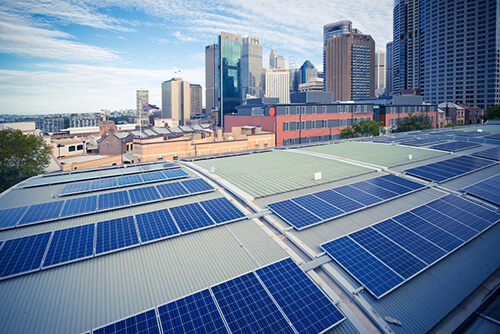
top-left (429, 130), bottom-right (464, 136)
top-left (365, 177), bottom-right (412, 195)
top-left (158, 289), bottom-right (229, 334)
top-left (350, 181), bottom-right (398, 200)
top-left (96, 216), bottom-right (139, 254)
top-left (59, 195), bottom-right (98, 217)
top-left (321, 236), bottom-right (404, 299)
top-left (211, 272), bottom-right (295, 334)
top-left (457, 131), bottom-right (490, 137)
top-left (267, 200), bottom-right (322, 230)
top-left (90, 178), bottom-right (118, 191)
top-left (163, 169), bottom-right (189, 179)
top-left (256, 258), bottom-right (345, 334)
top-left (43, 224), bottom-right (95, 267)
top-left (59, 181), bottom-right (93, 195)
top-left (485, 133), bottom-right (500, 140)
top-left (169, 203), bottom-right (215, 233)
top-left (444, 193), bottom-right (500, 223)
top-left (463, 175), bottom-right (500, 207)
top-left (156, 182), bottom-right (190, 199)
top-left (117, 174), bottom-right (144, 187)
top-left (314, 189), bottom-right (364, 212)
top-left (333, 185), bottom-right (380, 206)
top-left (291, 195), bottom-right (344, 220)
top-left (97, 190), bottom-right (131, 211)
top-left (0, 232), bottom-right (52, 278)
top-left (135, 209), bottom-right (180, 243)
top-left (401, 138), bottom-right (445, 146)
top-left (349, 228), bottom-right (427, 279)
top-left (128, 186), bottom-right (162, 204)
top-left (379, 174), bottom-right (425, 191)
top-left (0, 206), bottom-right (28, 229)
top-left (18, 201), bottom-right (65, 226)
top-left (140, 171), bottom-right (167, 183)
top-left (181, 178), bottom-right (214, 193)
top-left (430, 141), bottom-right (481, 152)
top-left (92, 309), bottom-right (160, 334)
top-left (199, 197), bottom-right (245, 224)
top-left (473, 147), bottom-right (500, 161)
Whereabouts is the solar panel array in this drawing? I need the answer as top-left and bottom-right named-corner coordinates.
top-left (0, 197), bottom-right (245, 280)
top-left (457, 131), bottom-right (490, 137)
top-left (371, 137), bottom-right (413, 143)
top-left (23, 163), bottom-right (179, 188)
top-left (91, 258), bottom-right (345, 334)
top-left (462, 174), bottom-right (500, 206)
top-left (401, 138), bottom-right (446, 146)
top-left (60, 168), bottom-right (188, 196)
top-left (485, 133), bottom-right (500, 140)
top-left (0, 178), bottom-right (215, 231)
top-left (429, 130), bottom-right (463, 136)
top-left (473, 147), bottom-right (500, 161)
top-left (268, 174), bottom-right (425, 230)
top-left (430, 141), bottom-right (481, 152)
top-left (404, 155), bottom-right (496, 183)
top-left (321, 194), bottom-right (500, 299)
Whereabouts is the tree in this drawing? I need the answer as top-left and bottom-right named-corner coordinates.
top-left (481, 104), bottom-right (500, 120)
top-left (0, 128), bottom-right (52, 193)
top-left (340, 119), bottom-right (386, 139)
top-left (393, 112), bottom-right (433, 133)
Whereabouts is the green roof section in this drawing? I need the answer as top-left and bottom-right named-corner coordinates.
top-left (194, 150), bottom-right (372, 198)
top-left (301, 142), bottom-right (447, 167)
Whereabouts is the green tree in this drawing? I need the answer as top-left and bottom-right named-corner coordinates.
top-left (340, 119), bottom-right (386, 139)
top-left (0, 128), bottom-right (52, 193)
top-left (393, 112), bottom-right (433, 133)
top-left (481, 104), bottom-right (500, 120)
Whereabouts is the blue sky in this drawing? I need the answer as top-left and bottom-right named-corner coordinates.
top-left (0, 0), bottom-right (394, 115)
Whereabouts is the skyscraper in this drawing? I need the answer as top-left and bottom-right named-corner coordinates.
top-left (136, 89), bottom-right (149, 126)
top-left (205, 43), bottom-right (218, 114)
top-left (241, 35), bottom-right (263, 100)
top-left (421, 0), bottom-right (499, 110)
top-left (265, 69), bottom-right (290, 104)
top-left (324, 28), bottom-right (375, 101)
top-left (375, 52), bottom-right (386, 96)
top-left (218, 32), bottom-right (241, 127)
top-left (386, 41), bottom-right (393, 95)
top-left (269, 49), bottom-right (285, 69)
top-left (298, 60), bottom-right (318, 85)
top-left (190, 84), bottom-right (202, 115)
top-left (161, 78), bottom-right (191, 125)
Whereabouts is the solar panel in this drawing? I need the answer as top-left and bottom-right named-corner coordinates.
top-left (140, 164), bottom-right (164, 171)
top-left (443, 193), bottom-right (500, 223)
top-left (59, 181), bottom-right (93, 196)
top-left (314, 189), bottom-right (364, 213)
top-left (462, 174), bottom-right (500, 206)
top-left (401, 138), bottom-right (446, 146)
top-left (430, 141), bottom-right (481, 152)
top-left (162, 168), bottom-right (189, 179)
top-left (350, 181), bottom-right (398, 201)
top-left (90, 178), bottom-right (118, 191)
top-left (97, 190), bottom-right (131, 211)
top-left (372, 136), bottom-right (413, 143)
top-left (140, 171), bottom-right (167, 183)
top-left (43, 224), bottom-right (95, 267)
top-left (457, 131), bottom-right (490, 137)
top-left (267, 200), bottom-right (322, 230)
top-left (211, 272), bottom-right (295, 334)
top-left (365, 177), bottom-right (413, 195)
top-left (95, 216), bottom-right (139, 255)
top-left (0, 232), bottom-right (52, 278)
top-left (169, 203), bottom-right (215, 233)
top-left (156, 182), bottom-right (190, 199)
top-left (429, 130), bottom-right (463, 136)
top-left (128, 186), bottom-right (162, 205)
top-left (117, 174), bottom-right (144, 187)
top-left (59, 195), bottom-right (98, 217)
top-left (92, 309), bottom-right (161, 334)
top-left (473, 147), bottom-right (500, 161)
top-left (199, 197), bottom-right (246, 224)
top-left (291, 194), bottom-right (344, 220)
top-left (135, 209), bottom-right (180, 243)
top-left (378, 174), bottom-right (425, 191)
top-left (0, 206), bottom-right (28, 230)
top-left (18, 201), bottom-right (65, 226)
top-left (485, 133), bottom-right (500, 140)
top-left (158, 289), bottom-right (229, 334)
top-left (256, 258), bottom-right (345, 334)
top-left (181, 178), bottom-right (214, 193)
top-left (333, 185), bottom-right (380, 206)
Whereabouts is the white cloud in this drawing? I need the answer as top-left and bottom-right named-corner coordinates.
top-left (172, 31), bottom-right (196, 42)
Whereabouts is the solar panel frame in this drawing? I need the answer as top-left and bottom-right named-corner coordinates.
top-left (59, 195), bottom-right (98, 218)
top-left (162, 168), bottom-right (189, 180)
top-left (199, 197), bottom-right (246, 224)
top-left (95, 216), bottom-right (140, 255)
top-left (155, 182), bottom-right (190, 199)
top-left (92, 308), bottom-right (161, 334)
top-left (0, 206), bottom-right (28, 230)
top-left (59, 180), bottom-right (93, 196)
top-left (128, 185), bottom-right (162, 205)
top-left (313, 189), bottom-right (364, 213)
top-left (349, 181), bottom-right (399, 201)
top-left (430, 141), bottom-right (481, 152)
top-left (267, 200), bottom-right (323, 230)
top-left (181, 178), bottom-right (215, 194)
top-left (17, 201), bottom-right (65, 226)
top-left (90, 177), bottom-right (118, 192)
top-left (140, 171), bottom-right (168, 183)
top-left (462, 175), bottom-right (500, 207)
top-left (135, 209), bottom-right (180, 244)
top-left (333, 185), bottom-right (381, 206)
top-left (169, 203), bottom-right (216, 233)
top-left (291, 195), bottom-right (344, 220)
top-left (97, 190), bottom-right (131, 211)
top-left (116, 174), bottom-right (144, 187)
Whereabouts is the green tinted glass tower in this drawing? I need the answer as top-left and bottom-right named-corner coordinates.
top-left (218, 32), bottom-right (241, 128)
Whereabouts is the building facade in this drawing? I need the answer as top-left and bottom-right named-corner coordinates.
top-left (136, 89), bottom-right (149, 127)
top-left (269, 48), bottom-right (285, 69)
top-left (241, 35), bottom-right (263, 100)
top-left (205, 43), bottom-right (219, 114)
top-left (298, 60), bottom-right (318, 85)
top-left (35, 117), bottom-right (65, 133)
top-left (386, 41), bottom-right (394, 95)
top-left (190, 84), bottom-right (202, 116)
top-left (375, 52), bottom-right (386, 96)
top-left (70, 114), bottom-right (100, 128)
top-left (162, 78), bottom-right (191, 125)
top-left (218, 32), bottom-right (241, 127)
top-left (265, 69), bottom-right (290, 104)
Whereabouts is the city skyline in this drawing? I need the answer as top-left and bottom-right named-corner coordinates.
top-left (0, 0), bottom-right (393, 115)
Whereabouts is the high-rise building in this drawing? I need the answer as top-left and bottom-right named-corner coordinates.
top-left (393, 0), bottom-right (421, 95)
top-left (421, 0), bottom-right (499, 110)
top-left (205, 44), bottom-right (218, 114)
top-left (136, 89), bottom-right (149, 126)
top-left (386, 41), bottom-right (394, 95)
top-left (269, 49), bottom-right (285, 69)
top-left (265, 69), bottom-right (290, 104)
top-left (218, 32), bottom-right (241, 127)
top-left (324, 29), bottom-right (375, 101)
top-left (298, 60), bottom-right (318, 85)
top-left (289, 68), bottom-right (300, 94)
top-left (190, 84), bottom-right (202, 116)
top-left (375, 52), bottom-right (386, 96)
top-left (241, 35), bottom-right (264, 100)
top-left (161, 78), bottom-right (191, 125)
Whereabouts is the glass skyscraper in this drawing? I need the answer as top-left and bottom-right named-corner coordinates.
top-left (218, 32), bottom-right (241, 127)
top-left (241, 35), bottom-right (263, 100)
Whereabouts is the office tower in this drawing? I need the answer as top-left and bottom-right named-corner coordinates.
top-left (289, 68), bottom-right (300, 93)
top-left (136, 89), bottom-right (149, 126)
top-left (218, 32), bottom-right (241, 127)
top-left (241, 35), bottom-right (263, 100)
top-left (421, 0), bottom-right (499, 110)
top-left (298, 60), bottom-right (318, 85)
top-left (269, 49), bottom-right (285, 69)
top-left (265, 69), bottom-right (290, 104)
top-left (161, 78), bottom-right (191, 125)
top-left (386, 41), bottom-right (394, 95)
top-left (190, 84), bottom-right (202, 115)
top-left (325, 30), bottom-right (375, 101)
top-left (375, 52), bottom-right (386, 96)
top-left (393, 0), bottom-right (421, 95)
top-left (205, 43), bottom-right (218, 114)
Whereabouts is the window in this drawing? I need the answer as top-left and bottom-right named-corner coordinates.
top-left (77, 145), bottom-right (83, 150)
top-left (312, 106), bottom-right (316, 114)
top-left (285, 106), bottom-right (290, 115)
top-left (68, 146), bottom-right (76, 152)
